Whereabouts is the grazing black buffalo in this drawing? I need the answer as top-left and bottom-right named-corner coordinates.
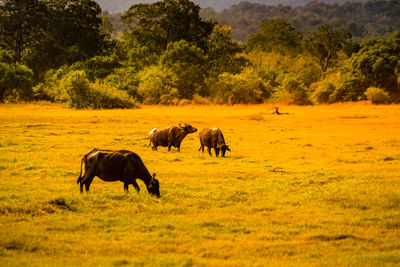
top-left (199, 128), bottom-right (231, 157)
top-left (76, 148), bottom-right (160, 197)
top-left (149, 123), bottom-right (197, 152)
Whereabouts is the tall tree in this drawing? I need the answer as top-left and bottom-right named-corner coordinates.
top-left (348, 31), bottom-right (400, 95)
top-left (207, 25), bottom-right (247, 77)
top-left (0, 0), bottom-right (48, 61)
top-left (304, 25), bottom-right (351, 76)
top-left (46, 0), bottom-right (106, 59)
top-left (122, 0), bottom-right (215, 54)
top-left (160, 40), bottom-right (206, 98)
top-left (246, 18), bottom-right (303, 55)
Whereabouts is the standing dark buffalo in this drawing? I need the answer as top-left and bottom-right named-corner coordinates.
top-left (199, 128), bottom-right (231, 157)
top-left (149, 123), bottom-right (197, 151)
top-left (76, 148), bottom-right (160, 197)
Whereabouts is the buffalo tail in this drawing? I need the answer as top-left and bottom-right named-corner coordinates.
top-left (76, 155), bottom-right (86, 184)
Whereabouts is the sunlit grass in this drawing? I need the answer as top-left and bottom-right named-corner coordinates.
top-left (0, 102), bottom-right (400, 266)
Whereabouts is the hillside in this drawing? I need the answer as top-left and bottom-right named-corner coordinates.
top-left (96, 0), bottom-right (366, 13)
top-left (103, 0), bottom-right (400, 42)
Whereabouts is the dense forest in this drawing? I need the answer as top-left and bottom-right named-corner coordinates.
top-left (0, 0), bottom-right (399, 108)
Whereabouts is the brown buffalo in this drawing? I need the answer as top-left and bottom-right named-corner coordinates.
top-left (198, 128), bottom-right (231, 157)
top-left (76, 148), bottom-right (160, 197)
top-left (149, 123), bottom-right (197, 152)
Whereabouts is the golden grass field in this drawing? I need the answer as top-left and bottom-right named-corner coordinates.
top-left (0, 102), bottom-right (399, 266)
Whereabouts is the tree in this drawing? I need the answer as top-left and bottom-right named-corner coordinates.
top-left (0, 0), bottom-right (109, 81)
top-left (246, 18), bottom-right (303, 55)
top-left (0, 0), bottom-right (48, 61)
top-left (207, 24), bottom-right (247, 77)
top-left (161, 40), bottom-right (206, 98)
top-left (304, 25), bottom-right (352, 77)
top-left (45, 0), bottom-right (107, 59)
top-left (122, 0), bottom-right (215, 54)
top-left (347, 31), bottom-right (400, 95)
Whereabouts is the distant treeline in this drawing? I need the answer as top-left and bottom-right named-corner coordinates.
top-left (1, 0), bottom-right (399, 108)
top-left (200, 0), bottom-right (400, 42)
top-left (106, 1), bottom-right (399, 42)
top-left (97, 0), bottom-right (366, 13)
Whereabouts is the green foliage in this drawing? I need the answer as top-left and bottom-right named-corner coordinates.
top-left (199, 0), bottom-right (400, 42)
top-left (246, 18), bottom-right (303, 55)
top-left (126, 42), bottom-right (159, 71)
top-left (21, 37), bottom-right (68, 80)
top-left (88, 82), bottom-right (138, 109)
top-left (137, 66), bottom-right (179, 105)
top-left (122, 0), bottom-right (215, 54)
top-left (0, 47), bottom-right (15, 63)
top-left (33, 67), bottom-right (70, 102)
top-left (347, 32), bottom-right (400, 95)
top-left (46, 0), bottom-right (106, 59)
top-left (304, 25), bottom-right (352, 76)
top-left (365, 87), bottom-right (390, 104)
top-left (104, 67), bottom-right (140, 99)
top-left (0, 0), bottom-right (48, 61)
top-left (63, 71), bottom-right (137, 109)
top-left (207, 25), bottom-right (247, 77)
top-left (0, 0), bottom-right (109, 83)
top-left (210, 70), bottom-right (271, 104)
top-left (80, 55), bottom-right (121, 80)
top-left (275, 75), bottom-right (311, 105)
top-left (312, 79), bottom-right (336, 104)
top-left (296, 62), bottom-right (321, 87)
top-left (0, 62), bottom-right (33, 102)
top-left (329, 72), bottom-right (366, 102)
top-left (58, 71), bottom-right (90, 108)
top-left (35, 69), bottom-right (136, 109)
top-left (161, 40), bottom-right (206, 98)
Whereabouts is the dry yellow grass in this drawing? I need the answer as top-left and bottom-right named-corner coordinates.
top-left (0, 102), bottom-right (400, 266)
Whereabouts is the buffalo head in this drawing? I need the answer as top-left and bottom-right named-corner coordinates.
top-left (147, 173), bottom-right (160, 197)
top-left (179, 123), bottom-right (197, 133)
top-left (217, 143), bottom-right (231, 157)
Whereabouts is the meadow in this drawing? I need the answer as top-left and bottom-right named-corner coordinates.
top-left (0, 102), bottom-right (399, 266)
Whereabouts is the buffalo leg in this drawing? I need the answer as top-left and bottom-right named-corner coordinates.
top-left (207, 147), bottom-right (212, 156)
top-left (131, 180), bottom-right (140, 192)
top-left (82, 175), bottom-right (94, 193)
top-left (168, 145), bottom-right (172, 151)
top-left (199, 144), bottom-right (204, 153)
top-left (177, 145), bottom-right (180, 152)
top-left (80, 173), bottom-right (94, 193)
top-left (215, 148), bottom-right (220, 157)
top-left (124, 180), bottom-right (129, 193)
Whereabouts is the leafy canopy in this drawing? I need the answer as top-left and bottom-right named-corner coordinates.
top-left (122, 0), bottom-right (215, 54)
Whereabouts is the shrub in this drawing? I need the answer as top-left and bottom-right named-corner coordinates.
top-left (61, 71), bottom-right (92, 108)
top-left (89, 83), bottom-right (138, 109)
top-left (364, 87), bottom-right (390, 104)
top-left (0, 62), bottom-right (33, 102)
top-left (192, 94), bottom-right (212, 105)
top-left (275, 76), bottom-right (311, 105)
top-left (210, 70), bottom-right (272, 104)
top-left (104, 67), bottom-right (140, 99)
top-left (35, 69), bottom-right (137, 109)
top-left (137, 66), bottom-right (178, 105)
top-left (296, 62), bottom-right (321, 87)
top-left (83, 55), bottom-right (121, 80)
top-left (33, 67), bottom-right (70, 102)
top-left (312, 80), bottom-right (336, 104)
top-left (330, 72), bottom-right (366, 102)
